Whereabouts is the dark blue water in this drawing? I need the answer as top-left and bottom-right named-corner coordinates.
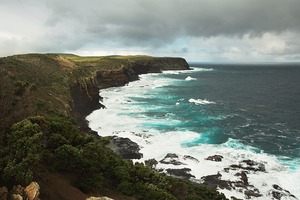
top-left (141, 63), bottom-right (300, 159)
top-left (88, 63), bottom-right (300, 198)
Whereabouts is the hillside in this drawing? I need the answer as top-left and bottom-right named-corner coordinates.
top-left (0, 54), bottom-right (226, 200)
top-left (0, 54), bottom-right (189, 135)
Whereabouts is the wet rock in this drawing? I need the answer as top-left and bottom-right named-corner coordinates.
top-left (244, 189), bottom-right (262, 198)
top-left (201, 173), bottom-right (232, 190)
top-left (230, 197), bottom-right (243, 200)
top-left (268, 184), bottom-right (297, 200)
top-left (163, 153), bottom-right (178, 159)
top-left (230, 159), bottom-right (266, 172)
top-left (235, 171), bottom-right (248, 185)
top-left (24, 182), bottom-right (40, 200)
top-left (166, 168), bottom-right (195, 179)
top-left (0, 186), bottom-right (8, 200)
top-left (183, 155), bottom-right (199, 162)
top-left (107, 136), bottom-right (142, 159)
top-left (206, 155), bottom-right (223, 162)
top-left (160, 153), bottom-right (185, 165)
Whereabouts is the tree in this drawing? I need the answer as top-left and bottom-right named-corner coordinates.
top-left (2, 119), bottom-right (43, 184)
top-left (145, 158), bottom-right (158, 169)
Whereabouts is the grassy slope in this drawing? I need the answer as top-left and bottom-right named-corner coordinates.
top-left (0, 54), bottom-right (71, 135)
top-left (0, 53), bottom-right (138, 133)
top-left (0, 54), bottom-right (227, 200)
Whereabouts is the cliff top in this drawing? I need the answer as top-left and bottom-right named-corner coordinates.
top-left (0, 53), bottom-right (189, 136)
top-left (0, 53), bottom-right (227, 200)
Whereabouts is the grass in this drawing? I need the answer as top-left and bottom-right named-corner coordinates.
top-left (0, 53), bottom-right (226, 199)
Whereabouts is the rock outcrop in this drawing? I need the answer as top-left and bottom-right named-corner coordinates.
top-left (0, 187), bottom-right (8, 200)
top-left (24, 182), bottom-right (39, 200)
top-left (70, 57), bottom-right (190, 119)
top-left (0, 54), bottom-right (189, 136)
top-left (268, 184), bottom-right (297, 200)
top-left (107, 136), bottom-right (143, 159)
top-left (160, 153), bottom-right (186, 165)
top-left (230, 159), bottom-right (266, 172)
top-left (166, 168), bottom-right (195, 179)
top-left (206, 155), bottom-right (223, 162)
top-left (0, 182), bottom-right (40, 200)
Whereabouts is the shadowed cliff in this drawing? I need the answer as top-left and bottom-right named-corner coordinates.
top-left (0, 54), bottom-right (229, 200)
top-left (0, 54), bottom-right (189, 135)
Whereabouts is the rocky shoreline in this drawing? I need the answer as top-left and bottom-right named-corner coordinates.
top-left (110, 139), bottom-right (297, 200)
top-left (1, 54), bottom-right (231, 199)
top-left (92, 73), bottom-right (299, 199)
top-left (91, 124), bottom-right (298, 199)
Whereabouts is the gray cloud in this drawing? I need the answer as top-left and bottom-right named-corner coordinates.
top-left (1, 0), bottom-right (300, 61)
top-left (43, 0), bottom-right (300, 45)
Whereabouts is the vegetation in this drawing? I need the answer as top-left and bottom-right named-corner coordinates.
top-left (0, 116), bottom-right (226, 199)
top-left (0, 53), bottom-right (225, 199)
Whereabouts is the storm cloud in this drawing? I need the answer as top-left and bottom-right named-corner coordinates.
top-left (1, 0), bottom-right (300, 61)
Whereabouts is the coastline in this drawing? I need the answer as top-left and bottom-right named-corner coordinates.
top-left (4, 54), bottom-right (230, 200)
top-left (2, 53), bottom-right (298, 199)
top-left (87, 67), bottom-right (299, 200)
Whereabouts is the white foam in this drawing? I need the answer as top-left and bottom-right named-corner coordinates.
top-left (189, 98), bottom-right (216, 105)
top-left (185, 76), bottom-right (197, 81)
top-left (190, 67), bottom-right (214, 72)
top-left (162, 67), bottom-right (213, 75)
top-left (86, 71), bottom-right (300, 200)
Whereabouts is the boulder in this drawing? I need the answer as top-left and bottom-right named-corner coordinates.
top-left (201, 173), bottom-right (232, 190)
top-left (235, 171), bottom-right (248, 185)
top-left (230, 159), bottom-right (266, 172)
top-left (166, 168), bottom-right (195, 179)
top-left (244, 189), bottom-right (262, 198)
top-left (107, 136), bottom-right (142, 159)
top-left (268, 184), bottom-right (297, 200)
top-left (183, 155), bottom-right (199, 162)
top-left (10, 185), bottom-right (24, 197)
top-left (206, 155), bottom-right (223, 162)
top-left (11, 194), bottom-right (23, 200)
top-left (160, 153), bottom-right (185, 165)
top-left (24, 182), bottom-right (40, 200)
top-left (0, 187), bottom-right (8, 200)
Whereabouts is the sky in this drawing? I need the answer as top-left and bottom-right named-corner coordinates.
top-left (1, 0), bottom-right (300, 62)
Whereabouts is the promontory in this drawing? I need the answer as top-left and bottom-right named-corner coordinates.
top-left (0, 54), bottom-right (226, 200)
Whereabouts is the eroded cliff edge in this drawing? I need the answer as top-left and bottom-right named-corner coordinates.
top-left (70, 56), bottom-right (190, 119)
top-left (0, 54), bottom-right (190, 135)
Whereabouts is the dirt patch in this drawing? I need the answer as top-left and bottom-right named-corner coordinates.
top-left (38, 170), bottom-right (87, 200)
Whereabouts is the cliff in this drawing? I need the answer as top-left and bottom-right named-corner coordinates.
top-left (69, 56), bottom-right (190, 118)
top-left (0, 54), bottom-right (228, 200)
top-left (0, 54), bottom-right (189, 135)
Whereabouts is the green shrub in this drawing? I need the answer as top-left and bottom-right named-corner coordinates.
top-left (1, 119), bottom-right (43, 184)
top-left (13, 80), bottom-right (29, 96)
top-left (0, 116), bottom-right (227, 199)
top-left (54, 144), bottom-right (81, 170)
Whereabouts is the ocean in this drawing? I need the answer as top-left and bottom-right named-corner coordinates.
top-left (87, 63), bottom-right (300, 199)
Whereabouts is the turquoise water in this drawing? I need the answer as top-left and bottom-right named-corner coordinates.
top-left (87, 64), bottom-right (300, 199)
top-left (138, 64), bottom-right (300, 159)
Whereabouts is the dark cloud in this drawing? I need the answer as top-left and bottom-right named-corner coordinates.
top-left (1, 0), bottom-right (300, 61)
top-left (43, 0), bottom-right (300, 46)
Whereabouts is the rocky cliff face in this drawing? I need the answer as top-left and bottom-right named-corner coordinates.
top-left (0, 54), bottom-right (189, 134)
top-left (70, 57), bottom-right (190, 119)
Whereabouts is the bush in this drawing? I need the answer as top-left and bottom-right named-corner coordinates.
top-left (1, 119), bottom-right (43, 184)
top-left (0, 116), bottom-right (227, 199)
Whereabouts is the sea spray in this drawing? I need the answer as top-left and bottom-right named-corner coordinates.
top-left (87, 64), bottom-right (300, 199)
